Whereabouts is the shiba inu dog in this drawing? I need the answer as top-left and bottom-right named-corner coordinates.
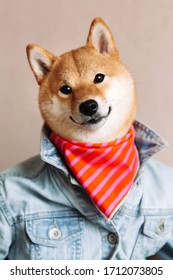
top-left (27, 17), bottom-right (136, 143)
top-left (1, 17), bottom-right (173, 260)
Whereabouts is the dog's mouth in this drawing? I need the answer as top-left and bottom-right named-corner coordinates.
top-left (70, 106), bottom-right (111, 127)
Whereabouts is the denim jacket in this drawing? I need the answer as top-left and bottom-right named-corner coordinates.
top-left (0, 120), bottom-right (173, 260)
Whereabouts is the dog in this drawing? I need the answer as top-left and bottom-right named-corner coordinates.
top-left (27, 18), bottom-right (136, 144)
top-left (0, 18), bottom-right (173, 260)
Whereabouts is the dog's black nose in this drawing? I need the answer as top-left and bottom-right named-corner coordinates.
top-left (79, 99), bottom-right (98, 116)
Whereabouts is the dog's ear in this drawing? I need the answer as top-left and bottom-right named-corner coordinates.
top-left (26, 44), bottom-right (56, 84)
top-left (87, 17), bottom-right (119, 57)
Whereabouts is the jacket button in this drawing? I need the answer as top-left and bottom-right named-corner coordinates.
top-left (107, 232), bottom-right (119, 244)
top-left (155, 221), bottom-right (164, 235)
top-left (49, 228), bottom-right (62, 240)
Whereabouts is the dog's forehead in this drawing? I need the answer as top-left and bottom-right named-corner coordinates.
top-left (53, 46), bottom-right (117, 80)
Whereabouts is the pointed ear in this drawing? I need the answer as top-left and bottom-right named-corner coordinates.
top-left (26, 44), bottom-right (56, 84)
top-left (87, 17), bottom-right (119, 57)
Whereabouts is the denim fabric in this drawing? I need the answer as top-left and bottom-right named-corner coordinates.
top-left (0, 120), bottom-right (173, 260)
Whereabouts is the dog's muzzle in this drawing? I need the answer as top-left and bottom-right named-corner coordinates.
top-left (70, 100), bottom-right (111, 127)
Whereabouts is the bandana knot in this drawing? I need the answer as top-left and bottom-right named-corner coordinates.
top-left (50, 126), bottom-right (139, 219)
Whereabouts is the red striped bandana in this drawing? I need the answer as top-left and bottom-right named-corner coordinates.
top-left (50, 126), bottom-right (139, 219)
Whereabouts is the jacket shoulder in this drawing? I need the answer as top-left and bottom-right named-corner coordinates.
top-left (0, 155), bottom-right (45, 180)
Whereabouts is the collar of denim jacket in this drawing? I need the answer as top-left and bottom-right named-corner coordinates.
top-left (134, 120), bottom-right (168, 165)
top-left (40, 120), bottom-right (168, 173)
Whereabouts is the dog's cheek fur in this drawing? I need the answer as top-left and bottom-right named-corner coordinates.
top-left (102, 73), bottom-right (137, 138)
top-left (39, 92), bottom-right (70, 132)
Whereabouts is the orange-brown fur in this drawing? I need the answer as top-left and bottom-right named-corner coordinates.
top-left (27, 18), bottom-right (137, 143)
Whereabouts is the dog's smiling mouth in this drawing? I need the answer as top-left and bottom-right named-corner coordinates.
top-left (70, 106), bottom-right (112, 126)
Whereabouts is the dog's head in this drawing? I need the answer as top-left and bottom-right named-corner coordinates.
top-left (27, 18), bottom-right (136, 143)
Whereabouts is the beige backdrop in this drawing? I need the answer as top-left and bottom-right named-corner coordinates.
top-left (0, 0), bottom-right (173, 170)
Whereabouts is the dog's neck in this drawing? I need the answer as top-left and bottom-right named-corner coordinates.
top-left (80, 122), bottom-right (133, 144)
top-left (104, 123), bottom-right (133, 143)
top-left (51, 121), bottom-right (134, 144)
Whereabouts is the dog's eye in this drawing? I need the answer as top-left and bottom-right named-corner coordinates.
top-left (60, 85), bottom-right (72, 95)
top-left (94, 73), bottom-right (105, 84)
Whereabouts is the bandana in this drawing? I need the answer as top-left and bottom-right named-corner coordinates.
top-left (50, 126), bottom-right (139, 219)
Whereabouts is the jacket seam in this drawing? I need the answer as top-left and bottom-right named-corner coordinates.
top-left (0, 191), bottom-right (15, 226)
top-left (0, 189), bottom-right (16, 244)
top-left (119, 207), bottom-right (173, 217)
top-left (7, 209), bottom-right (83, 224)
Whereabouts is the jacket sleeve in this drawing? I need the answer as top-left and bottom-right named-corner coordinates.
top-left (156, 236), bottom-right (173, 260)
top-left (0, 208), bottom-right (12, 259)
top-left (148, 235), bottom-right (173, 260)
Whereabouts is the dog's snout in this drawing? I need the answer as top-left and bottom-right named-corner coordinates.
top-left (79, 99), bottom-right (98, 116)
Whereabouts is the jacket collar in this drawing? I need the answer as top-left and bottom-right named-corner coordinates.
top-left (40, 120), bottom-right (168, 175)
top-left (134, 120), bottom-right (168, 165)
